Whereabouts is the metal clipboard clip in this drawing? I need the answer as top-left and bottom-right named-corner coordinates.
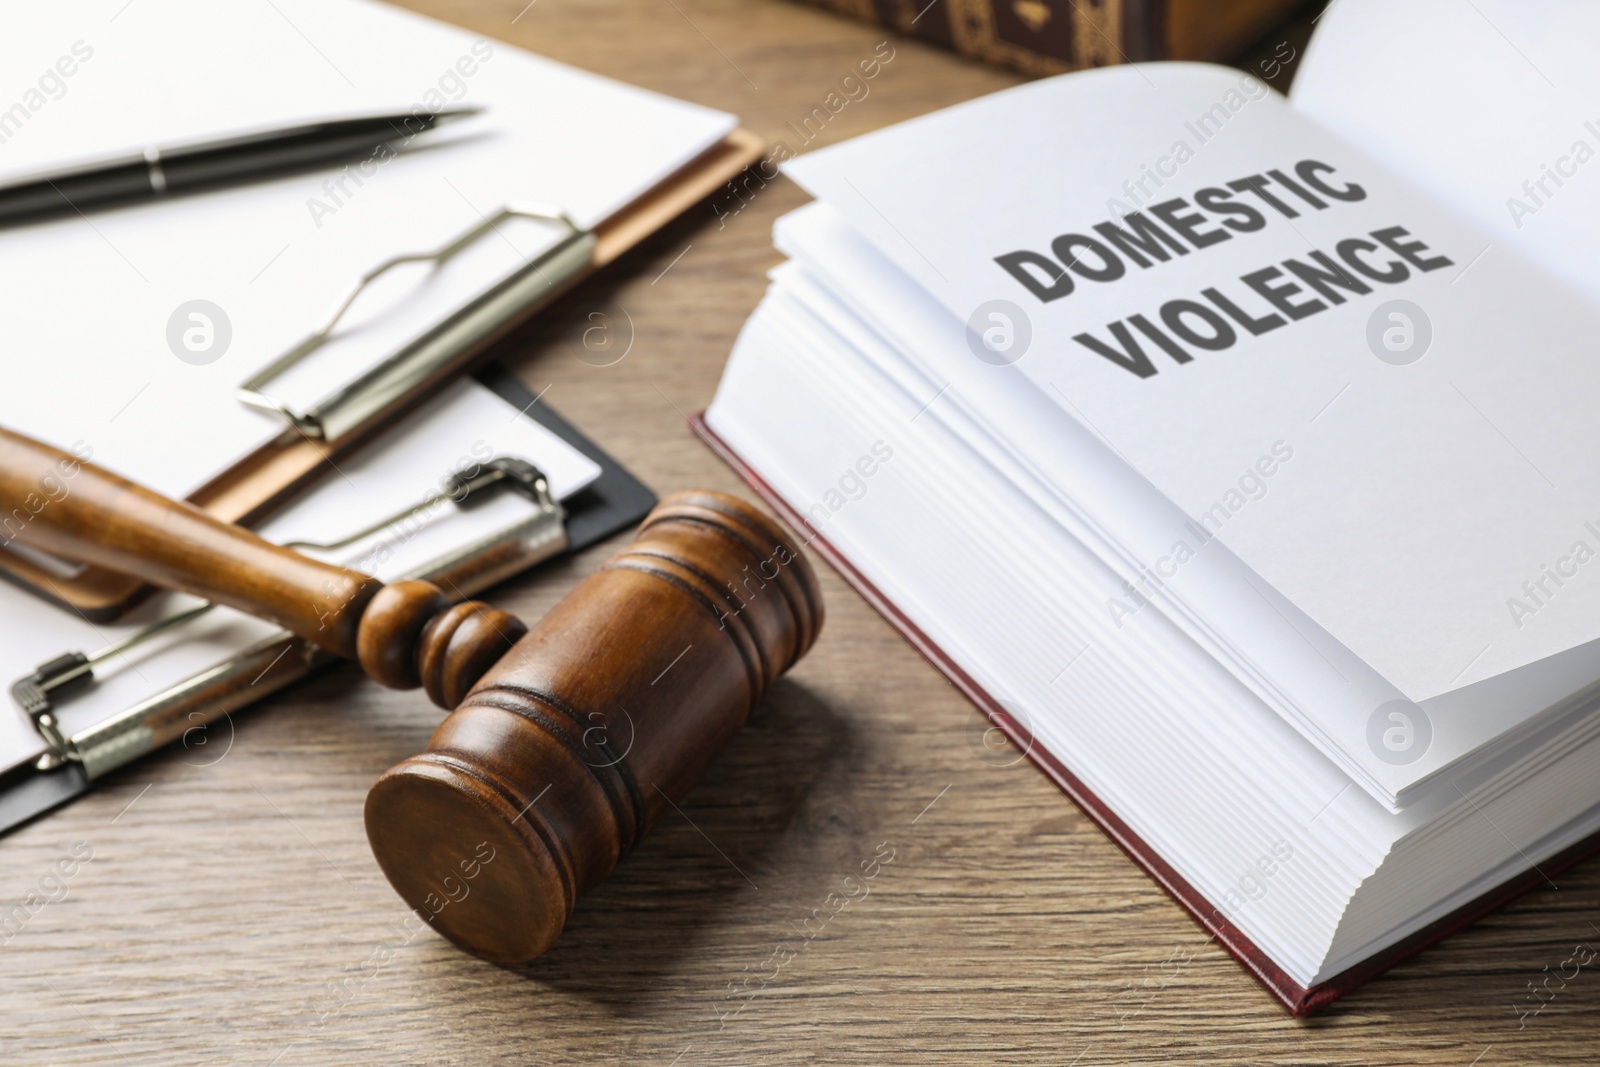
top-left (9, 456), bottom-right (566, 781)
top-left (238, 202), bottom-right (595, 441)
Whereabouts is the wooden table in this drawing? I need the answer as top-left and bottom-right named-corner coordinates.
top-left (4, 2), bottom-right (1597, 1064)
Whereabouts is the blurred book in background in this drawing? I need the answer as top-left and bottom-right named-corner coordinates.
top-left (793, 0), bottom-right (1312, 76)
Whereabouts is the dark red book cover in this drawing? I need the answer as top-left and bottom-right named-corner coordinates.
top-left (691, 411), bottom-right (1600, 1016)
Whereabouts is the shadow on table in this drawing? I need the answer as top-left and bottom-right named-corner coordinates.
top-left (500, 676), bottom-right (853, 1010)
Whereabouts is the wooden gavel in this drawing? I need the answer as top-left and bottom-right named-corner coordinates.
top-left (0, 427), bottom-right (822, 961)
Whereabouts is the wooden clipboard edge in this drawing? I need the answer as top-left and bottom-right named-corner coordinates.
top-left (4, 128), bottom-right (765, 620)
top-left (591, 126), bottom-right (764, 266)
top-left (0, 550), bottom-right (157, 622)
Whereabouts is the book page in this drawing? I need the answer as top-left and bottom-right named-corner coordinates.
top-left (1292, 0), bottom-right (1600, 306)
top-left (783, 64), bottom-right (1600, 706)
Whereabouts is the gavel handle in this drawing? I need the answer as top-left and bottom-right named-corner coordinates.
top-left (0, 428), bottom-right (526, 706)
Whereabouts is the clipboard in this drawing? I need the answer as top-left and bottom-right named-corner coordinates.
top-left (0, 368), bottom-right (658, 835)
top-left (0, 128), bottom-right (761, 620)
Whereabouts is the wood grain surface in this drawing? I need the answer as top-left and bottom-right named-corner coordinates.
top-left (2, 1), bottom-right (1596, 1064)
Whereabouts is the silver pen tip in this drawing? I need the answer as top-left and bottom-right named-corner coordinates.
top-left (431, 106), bottom-right (486, 126)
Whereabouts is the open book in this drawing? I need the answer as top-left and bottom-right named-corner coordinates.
top-left (700, 0), bottom-right (1600, 1014)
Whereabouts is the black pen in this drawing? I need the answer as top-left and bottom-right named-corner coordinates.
top-left (0, 106), bottom-right (482, 224)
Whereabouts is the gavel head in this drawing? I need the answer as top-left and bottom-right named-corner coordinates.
top-left (364, 490), bottom-right (823, 963)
